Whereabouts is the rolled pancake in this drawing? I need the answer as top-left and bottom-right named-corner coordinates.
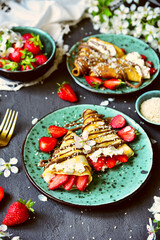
top-left (42, 131), bottom-right (92, 189)
top-left (82, 109), bottom-right (134, 170)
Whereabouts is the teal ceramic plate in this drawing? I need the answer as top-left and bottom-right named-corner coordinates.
top-left (66, 34), bottom-right (159, 95)
top-left (22, 105), bottom-right (153, 207)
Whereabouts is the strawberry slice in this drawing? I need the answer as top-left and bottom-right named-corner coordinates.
top-left (49, 174), bottom-right (69, 190)
top-left (117, 126), bottom-right (135, 142)
top-left (121, 48), bottom-right (125, 53)
top-left (115, 155), bottom-right (128, 163)
top-left (39, 136), bottom-right (57, 153)
top-left (75, 175), bottom-right (88, 191)
top-left (48, 125), bottom-right (68, 138)
top-left (150, 68), bottom-right (157, 75)
top-left (103, 79), bottom-right (124, 90)
top-left (85, 76), bottom-right (103, 89)
top-left (57, 82), bottom-right (77, 103)
top-left (105, 157), bottom-right (116, 168)
top-left (110, 114), bottom-right (126, 129)
top-left (146, 61), bottom-right (153, 68)
top-left (63, 175), bottom-right (76, 191)
top-left (141, 54), bottom-right (147, 60)
top-left (0, 187), bottom-right (4, 202)
top-left (89, 157), bottom-right (106, 171)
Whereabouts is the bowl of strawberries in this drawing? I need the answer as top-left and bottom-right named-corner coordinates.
top-left (0, 26), bottom-right (56, 81)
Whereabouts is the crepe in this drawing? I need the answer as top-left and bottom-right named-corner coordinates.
top-left (72, 37), bottom-right (125, 77)
top-left (82, 109), bottom-right (134, 170)
top-left (42, 130), bottom-right (92, 190)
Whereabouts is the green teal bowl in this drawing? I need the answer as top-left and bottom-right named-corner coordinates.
top-left (67, 33), bottom-right (160, 95)
top-left (135, 90), bottom-right (160, 125)
top-left (0, 26), bottom-right (56, 82)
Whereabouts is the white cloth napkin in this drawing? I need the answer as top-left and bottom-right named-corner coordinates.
top-left (0, 0), bottom-right (88, 91)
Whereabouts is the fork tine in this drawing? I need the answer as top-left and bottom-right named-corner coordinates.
top-left (5, 111), bottom-right (15, 136)
top-left (2, 109), bottom-right (12, 133)
top-left (7, 111), bottom-right (18, 140)
top-left (0, 109), bottom-right (9, 132)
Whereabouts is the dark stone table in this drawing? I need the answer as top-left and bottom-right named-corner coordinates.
top-left (0, 12), bottom-right (160, 240)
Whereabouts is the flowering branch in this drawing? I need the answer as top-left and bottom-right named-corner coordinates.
top-left (87, 0), bottom-right (160, 52)
top-left (147, 196), bottom-right (160, 239)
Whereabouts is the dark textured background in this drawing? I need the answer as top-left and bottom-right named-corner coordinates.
top-left (0, 2), bottom-right (160, 240)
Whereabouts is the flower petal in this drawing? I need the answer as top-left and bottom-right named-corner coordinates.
top-left (82, 131), bottom-right (88, 140)
top-left (38, 194), bottom-right (47, 202)
top-left (12, 236), bottom-right (20, 240)
top-left (9, 158), bottom-right (18, 165)
top-left (0, 158), bottom-right (5, 166)
top-left (83, 144), bottom-right (91, 151)
top-left (11, 166), bottom-right (18, 174)
top-left (4, 169), bottom-right (11, 178)
top-left (0, 166), bottom-right (5, 172)
top-left (0, 224), bottom-right (7, 231)
top-left (87, 140), bottom-right (96, 147)
top-left (74, 135), bottom-right (83, 148)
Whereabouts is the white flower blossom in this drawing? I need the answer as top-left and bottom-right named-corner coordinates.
top-left (137, 2), bottom-right (150, 14)
top-left (114, 4), bottom-right (129, 19)
top-left (143, 24), bottom-right (158, 43)
top-left (74, 131), bottom-right (96, 152)
top-left (147, 218), bottom-right (156, 240)
top-left (131, 23), bottom-right (143, 38)
top-left (0, 224), bottom-right (12, 239)
top-left (147, 7), bottom-right (160, 21)
top-left (111, 17), bottom-right (129, 35)
top-left (0, 157), bottom-right (18, 178)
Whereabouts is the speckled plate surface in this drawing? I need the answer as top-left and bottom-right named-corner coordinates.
top-left (22, 105), bottom-right (153, 207)
top-left (66, 34), bottom-right (159, 95)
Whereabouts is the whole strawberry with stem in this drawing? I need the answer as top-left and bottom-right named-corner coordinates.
top-left (57, 81), bottom-right (77, 103)
top-left (3, 198), bottom-right (35, 226)
top-left (24, 34), bottom-right (43, 56)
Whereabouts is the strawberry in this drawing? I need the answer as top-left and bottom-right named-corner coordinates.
top-left (39, 136), bottom-right (57, 152)
top-left (115, 154), bottom-right (128, 163)
top-left (89, 157), bottom-right (106, 171)
top-left (63, 175), bottom-right (76, 191)
top-left (85, 76), bottom-right (103, 89)
top-left (110, 114), bottom-right (126, 129)
top-left (141, 54), bottom-right (147, 61)
top-left (103, 79), bottom-right (124, 90)
top-left (35, 54), bottom-right (48, 66)
top-left (146, 61), bottom-right (153, 68)
top-left (48, 125), bottom-right (68, 138)
top-left (150, 67), bottom-right (157, 75)
top-left (75, 175), bottom-right (88, 191)
top-left (24, 34), bottom-right (43, 56)
top-left (22, 33), bottom-right (33, 40)
top-left (117, 126), bottom-right (136, 142)
top-left (9, 48), bottom-right (23, 63)
top-left (0, 186), bottom-right (4, 201)
top-left (3, 60), bottom-right (19, 71)
top-left (49, 174), bottom-right (69, 190)
top-left (3, 198), bottom-right (35, 226)
top-left (121, 48), bottom-right (125, 53)
top-left (105, 156), bottom-right (116, 168)
top-left (57, 82), bottom-right (77, 103)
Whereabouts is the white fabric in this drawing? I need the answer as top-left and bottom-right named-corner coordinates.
top-left (0, 0), bottom-right (88, 91)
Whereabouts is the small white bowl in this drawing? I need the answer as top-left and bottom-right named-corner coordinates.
top-left (135, 90), bottom-right (160, 126)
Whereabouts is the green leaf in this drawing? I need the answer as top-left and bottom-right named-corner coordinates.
top-left (6, 40), bottom-right (12, 49)
top-left (104, 7), bottom-right (112, 17)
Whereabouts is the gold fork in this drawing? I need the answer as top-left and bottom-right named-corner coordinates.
top-left (0, 109), bottom-right (18, 147)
